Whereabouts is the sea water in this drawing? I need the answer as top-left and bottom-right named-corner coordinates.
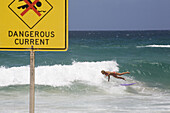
top-left (0, 31), bottom-right (170, 113)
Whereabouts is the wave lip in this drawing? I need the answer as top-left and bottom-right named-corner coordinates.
top-left (137, 45), bottom-right (170, 48)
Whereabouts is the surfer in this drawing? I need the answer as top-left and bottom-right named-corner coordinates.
top-left (101, 70), bottom-right (130, 82)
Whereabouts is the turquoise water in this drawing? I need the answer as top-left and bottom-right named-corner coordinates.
top-left (0, 31), bottom-right (170, 113)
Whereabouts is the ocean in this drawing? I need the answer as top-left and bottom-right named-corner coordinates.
top-left (0, 31), bottom-right (170, 113)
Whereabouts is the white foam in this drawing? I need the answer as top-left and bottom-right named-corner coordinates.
top-left (137, 45), bottom-right (170, 48)
top-left (0, 66), bottom-right (29, 86)
top-left (0, 61), bottom-right (119, 87)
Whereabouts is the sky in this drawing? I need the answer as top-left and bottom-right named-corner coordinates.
top-left (69, 0), bottom-right (170, 30)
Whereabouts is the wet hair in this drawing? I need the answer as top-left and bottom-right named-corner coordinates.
top-left (101, 70), bottom-right (105, 74)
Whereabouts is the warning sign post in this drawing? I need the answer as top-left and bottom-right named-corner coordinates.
top-left (30, 46), bottom-right (35, 113)
top-left (0, 0), bottom-right (68, 113)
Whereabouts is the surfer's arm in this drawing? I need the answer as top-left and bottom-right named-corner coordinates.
top-left (108, 75), bottom-right (110, 82)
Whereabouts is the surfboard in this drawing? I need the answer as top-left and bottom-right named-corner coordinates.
top-left (120, 83), bottom-right (136, 86)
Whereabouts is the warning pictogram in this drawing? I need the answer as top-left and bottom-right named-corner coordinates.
top-left (20, 0), bottom-right (42, 16)
top-left (9, 0), bottom-right (53, 29)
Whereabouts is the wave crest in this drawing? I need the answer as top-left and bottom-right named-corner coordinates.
top-left (137, 45), bottom-right (170, 48)
top-left (0, 61), bottom-right (119, 87)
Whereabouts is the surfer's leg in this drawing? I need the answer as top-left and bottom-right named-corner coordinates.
top-left (114, 76), bottom-right (126, 81)
top-left (116, 72), bottom-right (130, 76)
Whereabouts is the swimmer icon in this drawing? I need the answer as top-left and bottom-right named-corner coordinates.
top-left (17, 0), bottom-right (46, 13)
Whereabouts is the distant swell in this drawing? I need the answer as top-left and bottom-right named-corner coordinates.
top-left (137, 45), bottom-right (170, 48)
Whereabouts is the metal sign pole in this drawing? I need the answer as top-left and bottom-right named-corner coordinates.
top-left (30, 46), bottom-right (35, 113)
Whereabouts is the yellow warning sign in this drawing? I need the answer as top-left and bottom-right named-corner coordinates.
top-left (0, 0), bottom-right (68, 51)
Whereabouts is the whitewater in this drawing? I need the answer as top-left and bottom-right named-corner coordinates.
top-left (137, 45), bottom-right (170, 48)
top-left (0, 60), bottom-right (163, 95)
top-left (0, 61), bottom-right (119, 87)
